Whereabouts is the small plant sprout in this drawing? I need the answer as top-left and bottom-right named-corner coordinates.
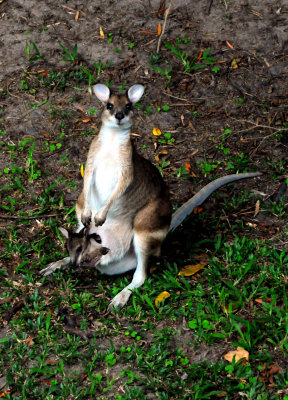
top-left (151, 62), bottom-right (172, 86)
top-left (107, 32), bottom-right (113, 43)
top-left (25, 140), bottom-right (41, 182)
top-left (158, 132), bottom-right (175, 145)
top-left (58, 41), bottom-right (78, 63)
top-left (26, 40), bottom-right (45, 62)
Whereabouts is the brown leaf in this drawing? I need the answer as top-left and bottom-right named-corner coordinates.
top-left (3, 299), bottom-right (25, 323)
top-left (25, 337), bottom-right (35, 346)
top-left (157, 23), bottom-right (162, 35)
top-left (224, 347), bottom-right (249, 363)
top-left (81, 118), bottom-right (91, 123)
top-left (75, 10), bottom-right (79, 21)
top-left (140, 30), bottom-right (155, 35)
top-left (254, 200), bottom-right (260, 217)
top-left (226, 40), bottom-right (235, 50)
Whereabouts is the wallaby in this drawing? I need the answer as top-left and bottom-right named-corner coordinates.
top-left (40, 83), bottom-right (261, 309)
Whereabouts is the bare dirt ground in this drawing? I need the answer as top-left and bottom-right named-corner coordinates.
top-left (1, 0), bottom-right (288, 209)
top-left (0, 0), bottom-right (288, 398)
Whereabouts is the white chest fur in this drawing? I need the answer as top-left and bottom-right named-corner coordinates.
top-left (90, 126), bottom-right (129, 208)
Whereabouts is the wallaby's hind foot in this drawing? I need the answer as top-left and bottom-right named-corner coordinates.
top-left (40, 257), bottom-right (71, 276)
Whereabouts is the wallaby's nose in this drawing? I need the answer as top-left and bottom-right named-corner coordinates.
top-left (102, 247), bottom-right (109, 255)
top-left (115, 111), bottom-right (124, 121)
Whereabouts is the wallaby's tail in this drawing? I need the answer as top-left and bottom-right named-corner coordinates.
top-left (168, 172), bottom-right (262, 233)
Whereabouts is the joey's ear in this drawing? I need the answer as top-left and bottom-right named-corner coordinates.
top-left (58, 227), bottom-right (69, 239)
top-left (93, 84), bottom-right (110, 103)
top-left (127, 84), bottom-right (144, 104)
top-left (87, 233), bottom-right (102, 244)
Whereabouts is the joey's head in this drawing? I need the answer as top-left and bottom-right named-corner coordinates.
top-left (93, 84), bottom-right (144, 129)
top-left (59, 227), bottom-right (109, 268)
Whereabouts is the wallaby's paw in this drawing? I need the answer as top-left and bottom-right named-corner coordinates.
top-left (108, 289), bottom-right (131, 311)
top-left (94, 213), bottom-right (106, 227)
top-left (81, 211), bottom-right (92, 227)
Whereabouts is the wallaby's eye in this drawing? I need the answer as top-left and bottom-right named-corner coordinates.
top-left (76, 246), bottom-right (82, 255)
top-left (107, 103), bottom-right (113, 110)
top-left (125, 103), bottom-right (132, 111)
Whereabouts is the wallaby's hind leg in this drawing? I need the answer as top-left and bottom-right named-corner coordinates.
top-left (39, 257), bottom-right (71, 276)
top-left (108, 228), bottom-right (167, 309)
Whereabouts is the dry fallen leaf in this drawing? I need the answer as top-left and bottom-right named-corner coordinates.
top-left (254, 199), bottom-right (260, 217)
top-left (155, 291), bottom-right (170, 307)
top-left (255, 298), bottom-right (263, 304)
top-left (224, 347), bottom-right (249, 363)
top-left (0, 392), bottom-right (11, 398)
top-left (153, 127), bottom-right (162, 136)
top-left (178, 263), bottom-right (206, 276)
top-left (80, 164), bottom-right (84, 178)
top-left (184, 162), bottom-right (191, 173)
top-left (157, 23), bottom-right (162, 35)
top-left (226, 40), bottom-right (235, 50)
top-left (99, 26), bottom-right (105, 39)
top-left (231, 58), bottom-right (241, 69)
top-left (81, 118), bottom-right (91, 123)
top-left (25, 337), bottom-right (35, 346)
top-left (220, 302), bottom-right (239, 314)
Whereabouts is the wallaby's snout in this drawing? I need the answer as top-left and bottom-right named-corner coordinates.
top-left (102, 247), bottom-right (109, 255)
top-left (115, 111), bottom-right (124, 121)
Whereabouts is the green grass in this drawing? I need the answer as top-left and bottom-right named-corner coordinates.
top-left (1, 190), bottom-right (288, 399)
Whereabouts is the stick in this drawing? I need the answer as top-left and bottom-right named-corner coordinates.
top-left (156, 0), bottom-right (173, 54)
top-left (0, 213), bottom-right (62, 220)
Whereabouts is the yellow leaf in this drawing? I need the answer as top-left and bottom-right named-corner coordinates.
top-left (155, 291), bottom-right (170, 307)
top-left (224, 347), bottom-right (249, 363)
top-left (178, 263), bottom-right (206, 276)
top-left (100, 26), bottom-right (105, 39)
top-left (231, 58), bottom-right (241, 69)
top-left (80, 164), bottom-right (84, 178)
top-left (157, 23), bottom-right (162, 36)
top-left (153, 127), bottom-right (162, 136)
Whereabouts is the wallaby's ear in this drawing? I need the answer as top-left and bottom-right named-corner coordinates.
top-left (127, 84), bottom-right (144, 104)
top-left (58, 227), bottom-right (69, 239)
top-left (93, 84), bottom-right (110, 103)
top-left (87, 233), bottom-right (102, 244)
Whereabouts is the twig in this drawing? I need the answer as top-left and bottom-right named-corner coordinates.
top-left (156, 0), bottom-right (173, 54)
top-left (231, 118), bottom-right (283, 131)
top-left (162, 91), bottom-right (206, 102)
top-left (0, 213), bottom-right (63, 220)
top-left (206, 0), bottom-right (214, 15)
